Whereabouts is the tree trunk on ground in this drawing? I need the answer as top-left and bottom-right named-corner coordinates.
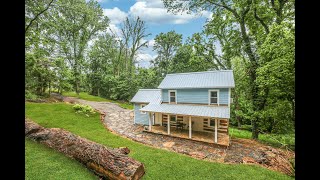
top-left (25, 119), bottom-right (145, 180)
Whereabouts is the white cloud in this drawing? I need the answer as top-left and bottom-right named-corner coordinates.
top-left (103, 7), bottom-right (127, 24)
top-left (129, 1), bottom-right (212, 25)
top-left (135, 53), bottom-right (157, 68)
top-left (148, 39), bottom-right (155, 47)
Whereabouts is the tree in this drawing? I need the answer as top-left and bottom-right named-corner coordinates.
top-left (256, 23), bottom-right (295, 132)
top-left (51, 0), bottom-right (109, 95)
top-left (87, 34), bottom-right (118, 96)
top-left (117, 17), bottom-right (151, 75)
top-left (162, 0), bottom-right (294, 139)
top-left (25, 0), bottom-right (55, 34)
top-left (152, 30), bottom-right (182, 75)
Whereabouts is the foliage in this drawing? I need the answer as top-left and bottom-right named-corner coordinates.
top-left (26, 102), bottom-right (293, 180)
top-left (229, 127), bottom-right (295, 150)
top-left (25, 90), bottom-right (38, 100)
top-left (25, 0), bottom-right (295, 141)
top-left (25, 138), bottom-right (97, 179)
top-left (63, 92), bottom-right (134, 110)
top-left (152, 30), bottom-right (182, 75)
top-left (72, 104), bottom-right (96, 117)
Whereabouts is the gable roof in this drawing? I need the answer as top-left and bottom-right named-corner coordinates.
top-left (130, 89), bottom-right (161, 104)
top-left (158, 70), bottom-right (235, 89)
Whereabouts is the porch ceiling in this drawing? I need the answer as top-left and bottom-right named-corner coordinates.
top-left (140, 104), bottom-right (230, 118)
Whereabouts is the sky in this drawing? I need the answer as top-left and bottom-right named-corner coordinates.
top-left (95, 0), bottom-right (212, 68)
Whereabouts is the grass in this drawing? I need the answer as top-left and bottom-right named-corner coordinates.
top-left (62, 91), bottom-right (133, 110)
top-left (229, 127), bottom-right (295, 150)
top-left (25, 138), bottom-right (97, 180)
top-left (25, 102), bottom-right (293, 180)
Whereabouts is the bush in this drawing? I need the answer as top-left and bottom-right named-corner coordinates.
top-left (72, 104), bottom-right (96, 117)
top-left (240, 124), bottom-right (252, 131)
top-left (25, 90), bottom-right (38, 100)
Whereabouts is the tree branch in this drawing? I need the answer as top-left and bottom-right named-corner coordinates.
top-left (207, 0), bottom-right (240, 19)
top-left (254, 8), bottom-right (270, 34)
top-left (25, 0), bottom-right (55, 34)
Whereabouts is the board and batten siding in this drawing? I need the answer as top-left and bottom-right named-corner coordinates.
top-left (161, 88), bottom-right (229, 105)
top-left (134, 103), bottom-right (149, 125)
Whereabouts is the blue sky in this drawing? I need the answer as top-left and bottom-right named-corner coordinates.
top-left (95, 0), bottom-right (212, 67)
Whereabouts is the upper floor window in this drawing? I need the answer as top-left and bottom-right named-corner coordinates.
top-left (209, 90), bottom-right (219, 105)
top-left (168, 90), bottom-right (177, 103)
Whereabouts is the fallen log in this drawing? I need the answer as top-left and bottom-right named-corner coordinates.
top-left (25, 119), bottom-right (145, 180)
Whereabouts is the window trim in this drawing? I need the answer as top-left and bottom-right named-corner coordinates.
top-left (140, 104), bottom-right (146, 114)
top-left (168, 90), bottom-right (177, 104)
top-left (208, 89), bottom-right (219, 105)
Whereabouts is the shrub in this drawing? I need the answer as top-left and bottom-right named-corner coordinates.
top-left (72, 104), bottom-right (96, 117)
top-left (25, 90), bottom-right (38, 100)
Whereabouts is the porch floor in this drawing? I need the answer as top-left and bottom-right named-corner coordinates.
top-left (145, 125), bottom-right (230, 146)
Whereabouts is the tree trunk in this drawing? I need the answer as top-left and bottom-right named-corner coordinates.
top-left (25, 119), bottom-right (145, 180)
top-left (251, 119), bottom-right (259, 139)
top-left (48, 82), bottom-right (51, 94)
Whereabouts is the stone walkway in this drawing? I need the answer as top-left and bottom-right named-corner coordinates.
top-left (64, 97), bottom-right (295, 176)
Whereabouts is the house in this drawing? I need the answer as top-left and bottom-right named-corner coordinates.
top-left (130, 70), bottom-right (235, 146)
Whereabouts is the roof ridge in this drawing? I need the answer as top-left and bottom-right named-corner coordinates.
top-left (166, 70), bottom-right (233, 76)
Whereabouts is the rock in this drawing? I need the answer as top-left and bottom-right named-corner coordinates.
top-left (189, 152), bottom-right (206, 159)
top-left (163, 141), bottom-right (175, 148)
top-left (242, 157), bottom-right (256, 164)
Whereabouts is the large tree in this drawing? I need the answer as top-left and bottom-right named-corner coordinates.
top-left (50, 0), bottom-right (109, 95)
top-left (152, 30), bottom-right (182, 75)
top-left (116, 16), bottom-right (151, 75)
top-left (162, 0), bottom-right (294, 139)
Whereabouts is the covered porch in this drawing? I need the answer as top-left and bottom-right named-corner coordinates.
top-left (146, 125), bottom-right (230, 146)
top-left (140, 104), bottom-right (231, 146)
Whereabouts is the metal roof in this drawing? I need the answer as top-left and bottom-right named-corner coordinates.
top-left (140, 104), bottom-right (230, 118)
top-left (158, 70), bottom-right (235, 89)
top-left (130, 89), bottom-right (161, 104)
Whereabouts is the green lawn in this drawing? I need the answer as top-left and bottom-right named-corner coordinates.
top-left (26, 138), bottom-right (97, 180)
top-left (25, 102), bottom-right (293, 180)
top-left (62, 92), bottom-right (133, 110)
top-left (229, 127), bottom-right (295, 150)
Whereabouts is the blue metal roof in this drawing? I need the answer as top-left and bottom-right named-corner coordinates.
top-left (158, 70), bottom-right (235, 89)
top-left (140, 104), bottom-right (230, 118)
top-left (130, 89), bottom-right (161, 104)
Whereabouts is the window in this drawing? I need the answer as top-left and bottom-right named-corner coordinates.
top-left (209, 90), bottom-right (219, 105)
top-left (209, 118), bottom-right (216, 127)
top-left (140, 104), bottom-right (146, 114)
top-left (168, 90), bottom-right (177, 103)
top-left (170, 115), bottom-right (176, 122)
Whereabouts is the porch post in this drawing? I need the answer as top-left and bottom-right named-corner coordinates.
top-left (167, 114), bottom-right (170, 135)
top-left (189, 116), bottom-right (192, 138)
top-left (215, 118), bottom-right (218, 143)
top-left (148, 112), bottom-right (152, 131)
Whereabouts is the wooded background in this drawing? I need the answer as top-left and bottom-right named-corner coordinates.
top-left (25, 0), bottom-right (295, 140)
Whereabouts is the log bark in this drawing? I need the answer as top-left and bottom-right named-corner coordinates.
top-left (25, 119), bottom-right (145, 180)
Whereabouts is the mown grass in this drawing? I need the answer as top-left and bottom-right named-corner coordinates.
top-left (62, 92), bottom-right (133, 110)
top-left (229, 127), bottom-right (295, 150)
top-left (25, 138), bottom-right (97, 180)
top-left (25, 102), bottom-right (293, 180)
